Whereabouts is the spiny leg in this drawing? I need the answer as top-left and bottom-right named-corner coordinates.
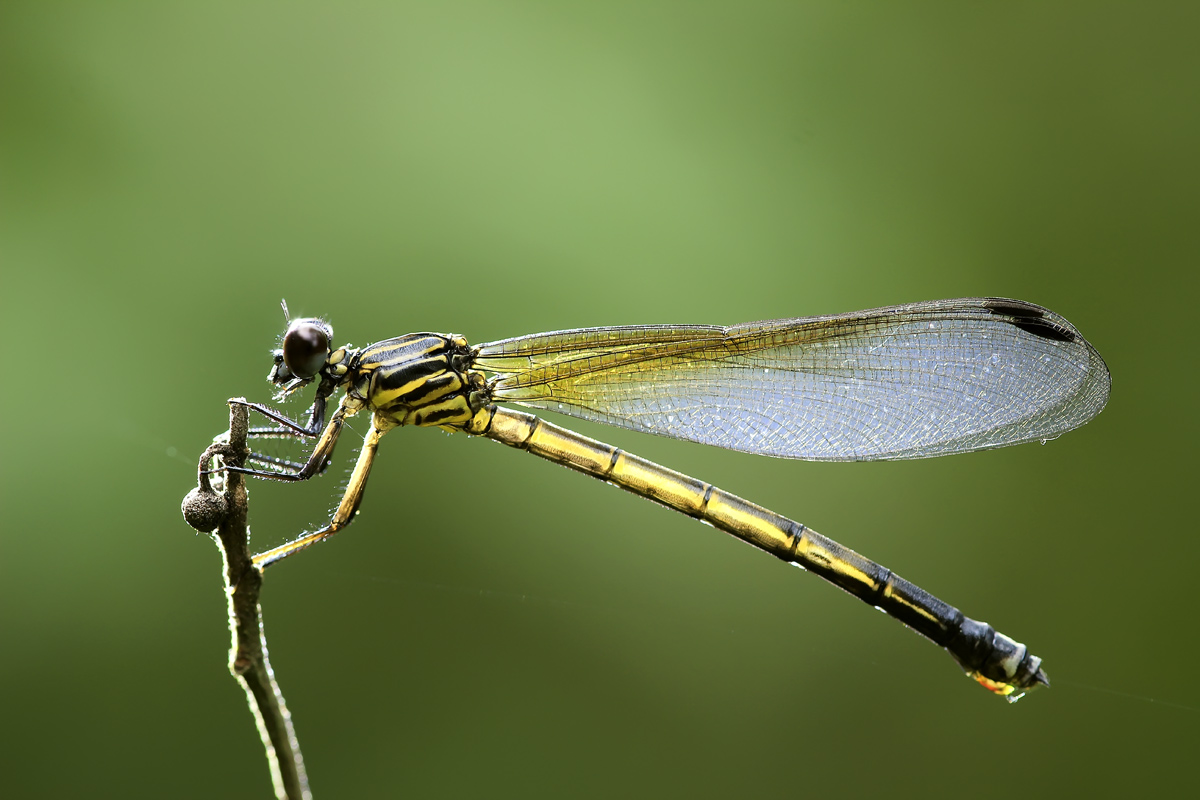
top-left (235, 393), bottom-right (329, 438)
top-left (251, 418), bottom-right (387, 569)
top-left (220, 396), bottom-right (353, 483)
top-left (242, 396), bottom-right (335, 477)
top-left (244, 451), bottom-right (324, 477)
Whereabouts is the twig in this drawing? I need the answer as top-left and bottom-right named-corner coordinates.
top-left (182, 399), bottom-right (311, 800)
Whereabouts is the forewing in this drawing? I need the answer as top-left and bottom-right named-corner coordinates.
top-left (474, 298), bottom-right (1110, 461)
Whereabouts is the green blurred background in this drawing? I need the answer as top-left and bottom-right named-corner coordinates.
top-left (2, 2), bottom-right (1195, 797)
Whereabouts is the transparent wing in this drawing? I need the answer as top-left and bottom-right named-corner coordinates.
top-left (474, 298), bottom-right (1110, 461)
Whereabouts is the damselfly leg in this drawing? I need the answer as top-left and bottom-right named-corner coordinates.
top-left (209, 394), bottom-right (382, 568)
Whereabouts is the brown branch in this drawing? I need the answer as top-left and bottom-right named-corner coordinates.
top-left (182, 399), bottom-right (310, 800)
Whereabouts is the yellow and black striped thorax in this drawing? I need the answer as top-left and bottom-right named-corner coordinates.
top-left (348, 333), bottom-right (485, 429)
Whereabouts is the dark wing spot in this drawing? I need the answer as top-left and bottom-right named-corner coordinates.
top-left (983, 300), bottom-right (1044, 319)
top-left (984, 300), bottom-right (1076, 343)
top-left (1008, 318), bottom-right (1075, 342)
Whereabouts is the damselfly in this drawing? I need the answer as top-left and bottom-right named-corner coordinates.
top-left (217, 298), bottom-right (1109, 700)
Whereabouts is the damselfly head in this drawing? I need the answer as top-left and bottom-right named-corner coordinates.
top-left (267, 317), bottom-right (334, 396)
top-left (281, 318), bottom-right (333, 380)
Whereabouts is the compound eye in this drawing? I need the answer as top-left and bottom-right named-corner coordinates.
top-left (281, 319), bottom-right (331, 380)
